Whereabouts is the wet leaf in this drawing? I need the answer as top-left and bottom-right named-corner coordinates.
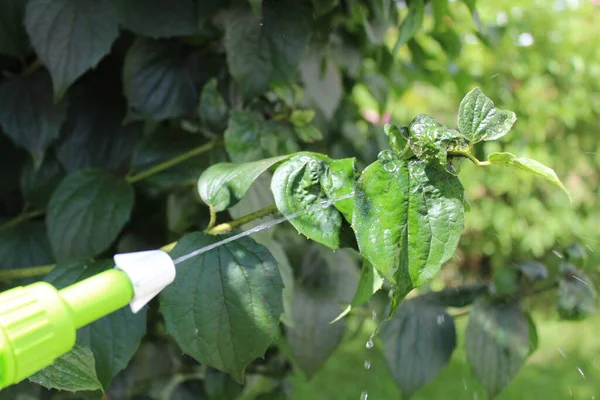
top-left (488, 152), bottom-right (570, 201)
top-left (321, 157), bottom-right (356, 222)
top-left (382, 299), bottom-right (456, 398)
top-left (160, 233), bottom-right (283, 383)
top-left (353, 155), bottom-right (465, 296)
top-left (465, 300), bottom-right (532, 398)
top-left (457, 87), bottom-right (516, 142)
top-left (198, 155), bottom-right (289, 212)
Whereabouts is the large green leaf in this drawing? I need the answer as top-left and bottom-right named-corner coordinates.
top-left (200, 78), bottom-right (229, 134)
top-left (20, 155), bottom-right (65, 209)
top-left (0, 0), bottom-right (29, 58)
top-left (271, 153), bottom-right (343, 249)
top-left (24, 0), bottom-right (119, 99)
top-left (0, 221), bottom-right (53, 270)
top-left (465, 300), bottom-right (532, 398)
top-left (487, 152), bottom-right (570, 200)
top-left (223, 2), bottom-right (310, 101)
top-left (457, 87), bottom-right (516, 143)
top-left (286, 246), bottom-right (358, 376)
top-left (55, 83), bottom-right (141, 173)
top-left (353, 154), bottom-right (465, 294)
top-left (224, 111), bottom-right (298, 163)
top-left (46, 169), bottom-right (134, 260)
top-left (0, 71), bottom-right (69, 168)
top-left (198, 155), bottom-right (289, 212)
top-left (382, 299), bottom-right (456, 398)
top-left (115, 0), bottom-right (197, 38)
top-left (44, 259), bottom-right (147, 389)
top-left (123, 39), bottom-right (198, 120)
top-left (29, 343), bottom-right (102, 393)
top-left (394, 0), bottom-right (424, 51)
top-left (160, 232), bottom-right (284, 383)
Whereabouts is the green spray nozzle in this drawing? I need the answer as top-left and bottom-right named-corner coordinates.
top-left (0, 250), bottom-right (176, 390)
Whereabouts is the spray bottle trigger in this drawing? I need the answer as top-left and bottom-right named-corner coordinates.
top-left (113, 250), bottom-right (176, 313)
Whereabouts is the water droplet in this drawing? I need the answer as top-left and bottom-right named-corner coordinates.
top-left (462, 378), bottom-right (468, 390)
top-left (372, 310), bottom-right (378, 322)
top-left (577, 367), bottom-right (586, 379)
top-left (360, 391), bottom-right (368, 400)
top-left (437, 314), bottom-right (445, 325)
top-left (194, 328), bottom-right (198, 334)
top-left (366, 339), bottom-right (374, 349)
top-left (364, 360), bottom-right (371, 370)
top-left (557, 347), bottom-right (568, 358)
top-left (383, 162), bottom-right (398, 173)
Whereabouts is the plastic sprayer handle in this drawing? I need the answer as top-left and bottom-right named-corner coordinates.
top-left (0, 249), bottom-right (176, 391)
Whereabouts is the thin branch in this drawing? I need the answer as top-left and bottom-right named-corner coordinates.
top-left (206, 204), bottom-right (280, 235)
top-left (0, 210), bottom-right (44, 232)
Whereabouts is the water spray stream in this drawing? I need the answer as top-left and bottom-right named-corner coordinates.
top-left (171, 192), bottom-right (355, 265)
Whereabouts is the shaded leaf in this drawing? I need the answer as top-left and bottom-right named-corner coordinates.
top-left (382, 299), bottom-right (456, 398)
top-left (299, 55), bottom-right (342, 120)
top-left (394, 0), bottom-right (425, 51)
top-left (198, 155), bottom-right (289, 212)
top-left (0, 221), bottom-right (53, 270)
top-left (415, 283), bottom-right (489, 308)
top-left (271, 153), bottom-right (343, 249)
top-left (29, 343), bottom-right (102, 393)
top-left (331, 260), bottom-right (383, 323)
top-left (0, 71), bottom-right (69, 168)
top-left (115, 0), bottom-right (197, 38)
top-left (465, 300), bottom-right (532, 398)
top-left (0, 0), bottom-right (29, 58)
top-left (160, 232), bottom-right (283, 383)
top-left (488, 152), bottom-right (570, 200)
top-left (557, 268), bottom-right (597, 321)
top-left (224, 111), bottom-right (298, 163)
top-left (200, 78), bottom-right (229, 133)
top-left (457, 87), bottom-right (516, 142)
top-left (565, 243), bottom-right (588, 269)
top-left (516, 261), bottom-right (548, 282)
top-left (353, 155), bottom-right (465, 294)
top-left (25, 0), bottom-right (119, 99)
top-left (45, 259), bottom-right (147, 389)
top-left (20, 154), bottom-right (65, 209)
top-left (286, 246), bottom-right (358, 376)
top-left (123, 38), bottom-right (198, 120)
top-left (46, 169), bottom-right (134, 260)
top-left (204, 368), bottom-right (243, 400)
top-left (312, 0), bottom-right (339, 16)
top-left (260, 239), bottom-right (295, 327)
top-left (294, 124), bottom-right (323, 144)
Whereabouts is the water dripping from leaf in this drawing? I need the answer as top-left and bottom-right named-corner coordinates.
top-left (364, 360), bottom-right (371, 370)
top-left (360, 391), bottom-right (368, 400)
top-left (577, 367), bottom-right (586, 379)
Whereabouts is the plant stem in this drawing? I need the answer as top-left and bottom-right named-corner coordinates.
top-left (206, 204), bottom-right (280, 235)
top-left (126, 140), bottom-right (215, 184)
top-left (0, 210), bottom-right (44, 232)
top-left (206, 207), bottom-right (217, 230)
top-left (448, 150), bottom-right (491, 167)
top-left (21, 58), bottom-right (41, 76)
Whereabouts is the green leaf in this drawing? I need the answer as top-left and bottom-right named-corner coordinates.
top-left (46, 169), bottom-right (134, 260)
top-left (487, 152), bottom-right (571, 200)
top-left (321, 157), bottom-right (356, 222)
top-left (431, 0), bottom-right (451, 31)
top-left (20, 155), bottom-right (65, 209)
top-left (299, 55), bottom-right (342, 120)
top-left (160, 232), bottom-right (284, 383)
top-left (198, 155), bottom-right (289, 212)
top-left (557, 266), bottom-right (597, 321)
top-left (385, 123), bottom-right (412, 159)
top-left (382, 299), bottom-right (456, 398)
top-left (565, 243), bottom-right (588, 269)
top-left (414, 283), bottom-right (489, 308)
top-left (290, 110), bottom-right (315, 127)
top-left (0, 71), bottom-right (69, 169)
top-left (457, 87), bottom-right (516, 142)
top-left (44, 259), bottom-right (147, 389)
top-left (394, 0), bottom-right (424, 51)
top-left (260, 240), bottom-right (295, 327)
top-left (224, 111), bottom-right (298, 163)
top-left (0, 221), bottom-right (53, 270)
top-left (271, 153), bottom-right (343, 249)
top-left (515, 261), bottom-right (548, 282)
top-left (286, 246), bottom-right (358, 376)
top-left (224, 2), bottom-right (310, 101)
top-left (29, 343), bottom-right (102, 393)
top-left (204, 368), bottom-right (244, 400)
top-left (123, 39), bottom-right (198, 120)
top-left (353, 155), bottom-right (465, 292)
top-left (465, 300), bottom-right (532, 398)
top-left (312, 0), bottom-right (339, 17)
top-left (56, 83), bottom-right (141, 173)
top-left (294, 124), bottom-right (323, 144)
top-left (114, 0), bottom-right (197, 38)
top-left (25, 0), bottom-right (119, 99)
top-left (200, 78), bottom-right (229, 134)
top-left (331, 260), bottom-right (383, 323)
top-left (0, 0), bottom-right (29, 58)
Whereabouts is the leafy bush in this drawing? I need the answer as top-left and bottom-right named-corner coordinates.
top-left (0, 0), bottom-right (596, 399)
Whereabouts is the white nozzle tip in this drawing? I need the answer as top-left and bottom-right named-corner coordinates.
top-left (114, 250), bottom-right (176, 313)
